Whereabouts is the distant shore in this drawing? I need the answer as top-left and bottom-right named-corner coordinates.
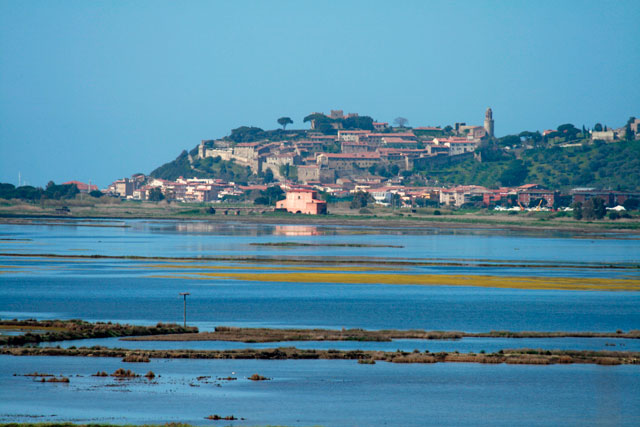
top-left (1, 201), bottom-right (639, 235)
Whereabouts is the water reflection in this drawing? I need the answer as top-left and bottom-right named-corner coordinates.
top-left (274, 225), bottom-right (320, 236)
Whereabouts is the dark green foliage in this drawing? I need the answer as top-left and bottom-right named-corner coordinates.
top-left (496, 134), bottom-right (521, 147)
top-left (253, 186), bottom-right (284, 205)
top-left (279, 164), bottom-right (297, 180)
top-left (303, 113), bottom-right (374, 132)
top-left (582, 197), bottom-right (606, 220)
top-left (573, 202), bottom-right (583, 220)
top-left (89, 190), bottom-right (103, 198)
top-left (148, 187), bottom-right (165, 202)
top-left (277, 117), bottom-right (293, 130)
top-left (499, 160), bottom-right (528, 186)
top-left (0, 182), bottom-right (80, 201)
top-left (350, 191), bottom-right (374, 209)
top-left (422, 141), bottom-right (640, 190)
top-left (229, 126), bottom-right (266, 143)
top-left (343, 116), bottom-right (374, 131)
top-left (44, 182), bottom-right (79, 200)
top-left (0, 183), bottom-right (41, 201)
top-left (609, 211), bottom-right (620, 220)
top-left (623, 198), bottom-right (639, 211)
top-left (263, 168), bottom-right (274, 183)
top-left (149, 150), bottom-right (191, 180)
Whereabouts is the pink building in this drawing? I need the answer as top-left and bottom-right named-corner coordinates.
top-left (276, 189), bottom-right (327, 215)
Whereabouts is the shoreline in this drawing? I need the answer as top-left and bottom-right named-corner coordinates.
top-left (1, 211), bottom-right (639, 236)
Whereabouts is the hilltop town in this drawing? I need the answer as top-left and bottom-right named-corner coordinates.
top-left (1, 110), bottom-right (639, 219)
top-left (97, 110), bottom-right (639, 215)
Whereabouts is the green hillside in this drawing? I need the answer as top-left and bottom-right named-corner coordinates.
top-left (149, 150), bottom-right (252, 183)
top-left (419, 140), bottom-right (640, 190)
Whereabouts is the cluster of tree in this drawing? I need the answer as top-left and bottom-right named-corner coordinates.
top-left (572, 198), bottom-right (606, 220)
top-left (252, 186), bottom-right (284, 206)
top-left (303, 113), bottom-right (375, 135)
top-left (350, 191), bottom-right (374, 209)
top-left (0, 182), bottom-right (80, 201)
top-left (148, 187), bottom-right (165, 202)
top-left (227, 126), bottom-right (295, 143)
top-left (279, 164), bottom-right (297, 180)
top-left (499, 159), bottom-right (528, 186)
top-left (368, 164), bottom-right (400, 178)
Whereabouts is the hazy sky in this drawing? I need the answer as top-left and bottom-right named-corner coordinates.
top-left (1, 0), bottom-right (639, 187)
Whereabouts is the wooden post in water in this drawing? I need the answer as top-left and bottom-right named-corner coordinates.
top-left (179, 292), bottom-right (190, 327)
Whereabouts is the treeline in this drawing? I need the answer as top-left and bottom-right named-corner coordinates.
top-left (0, 182), bottom-right (86, 201)
top-left (302, 113), bottom-right (376, 134)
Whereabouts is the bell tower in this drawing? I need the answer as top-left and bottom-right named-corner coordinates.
top-left (484, 108), bottom-right (494, 138)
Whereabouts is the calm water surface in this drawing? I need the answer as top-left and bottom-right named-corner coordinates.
top-left (1, 355), bottom-right (638, 426)
top-left (1, 219), bottom-right (639, 425)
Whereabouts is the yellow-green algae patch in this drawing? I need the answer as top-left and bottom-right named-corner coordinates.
top-left (147, 271), bottom-right (640, 291)
top-left (139, 262), bottom-right (402, 272)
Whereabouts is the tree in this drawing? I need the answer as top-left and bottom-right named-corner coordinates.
top-left (394, 117), bottom-right (408, 128)
top-left (148, 187), bottom-right (165, 202)
top-left (263, 168), bottom-right (274, 183)
top-left (89, 190), bottom-right (103, 198)
top-left (623, 198), bottom-right (639, 211)
top-left (583, 197), bottom-right (606, 220)
top-left (277, 117), bottom-right (293, 130)
top-left (343, 116), bottom-right (374, 131)
top-left (390, 164), bottom-right (400, 175)
top-left (499, 159), bottom-right (528, 186)
top-left (572, 202), bottom-right (583, 220)
top-left (350, 191), bottom-right (374, 209)
top-left (593, 123), bottom-right (603, 132)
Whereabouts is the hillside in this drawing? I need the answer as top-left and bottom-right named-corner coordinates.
top-left (149, 149), bottom-right (252, 183)
top-left (419, 140), bottom-right (640, 191)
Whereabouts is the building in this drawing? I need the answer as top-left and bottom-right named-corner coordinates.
top-left (109, 178), bottom-right (134, 197)
top-left (276, 189), bottom-right (327, 214)
top-left (316, 152), bottom-right (381, 171)
top-left (484, 108), bottom-right (494, 138)
top-left (439, 185), bottom-right (487, 207)
top-left (517, 189), bottom-right (557, 207)
top-left (373, 122), bottom-right (389, 131)
top-left (62, 181), bottom-right (98, 193)
top-left (590, 130), bottom-right (618, 142)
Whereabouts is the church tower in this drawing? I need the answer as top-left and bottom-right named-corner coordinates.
top-left (484, 107), bottom-right (494, 138)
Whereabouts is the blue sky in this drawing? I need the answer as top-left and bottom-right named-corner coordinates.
top-left (1, 0), bottom-right (639, 187)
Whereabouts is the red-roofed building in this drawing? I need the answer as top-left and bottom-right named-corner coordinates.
top-left (63, 181), bottom-right (98, 193)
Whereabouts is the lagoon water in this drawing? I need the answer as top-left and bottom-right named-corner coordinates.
top-left (1, 219), bottom-right (640, 425)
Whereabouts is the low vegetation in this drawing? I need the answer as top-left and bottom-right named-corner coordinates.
top-left (123, 326), bottom-right (640, 343)
top-left (0, 319), bottom-right (197, 346)
top-left (2, 346), bottom-right (637, 366)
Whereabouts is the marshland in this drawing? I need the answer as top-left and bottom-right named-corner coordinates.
top-left (1, 219), bottom-right (639, 425)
